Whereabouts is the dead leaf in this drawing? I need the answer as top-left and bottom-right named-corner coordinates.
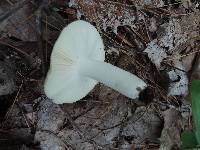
top-left (159, 108), bottom-right (183, 150)
top-left (0, 1), bottom-right (37, 41)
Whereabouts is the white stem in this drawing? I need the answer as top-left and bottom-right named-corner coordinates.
top-left (79, 59), bottom-right (147, 99)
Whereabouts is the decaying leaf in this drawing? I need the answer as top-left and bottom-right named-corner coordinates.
top-left (71, 0), bottom-right (138, 33)
top-left (159, 108), bottom-right (183, 150)
top-left (144, 39), bottom-right (167, 69)
top-left (0, 1), bottom-right (37, 41)
top-left (0, 60), bottom-right (15, 96)
top-left (167, 61), bottom-right (188, 97)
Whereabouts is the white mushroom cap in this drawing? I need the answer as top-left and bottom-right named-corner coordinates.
top-left (44, 20), bottom-right (147, 104)
top-left (44, 20), bottom-right (105, 104)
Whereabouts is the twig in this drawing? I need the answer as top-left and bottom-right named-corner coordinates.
top-left (166, 50), bottom-right (200, 61)
top-left (42, 19), bottom-right (62, 31)
top-left (102, 32), bottom-right (135, 56)
top-left (0, 39), bottom-right (32, 61)
top-left (4, 80), bottom-right (24, 121)
top-left (6, 0), bottom-right (13, 5)
top-left (115, 111), bottom-right (129, 148)
top-left (163, 62), bottom-right (187, 73)
top-left (45, 15), bottom-right (48, 63)
top-left (16, 103), bottom-right (31, 128)
top-left (35, 0), bottom-right (52, 78)
top-left (99, 0), bottom-right (135, 8)
top-left (130, 26), bottom-right (148, 44)
top-left (79, 99), bottom-right (110, 104)
top-left (73, 105), bottom-right (95, 120)
top-left (35, 6), bottom-right (45, 78)
top-left (138, 10), bottom-right (151, 42)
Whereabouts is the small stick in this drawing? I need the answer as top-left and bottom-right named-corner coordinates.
top-left (4, 81), bottom-right (24, 120)
top-left (16, 103), bottom-right (31, 128)
top-left (0, 39), bottom-right (31, 60)
top-left (35, 6), bottom-right (45, 78)
top-left (6, 0), bottom-right (13, 5)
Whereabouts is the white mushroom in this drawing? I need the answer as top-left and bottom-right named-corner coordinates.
top-left (44, 20), bottom-right (147, 104)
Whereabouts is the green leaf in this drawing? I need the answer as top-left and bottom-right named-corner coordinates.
top-left (191, 80), bottom-right (200, 145)
top-left (181, 131), bottom-right (198, 149)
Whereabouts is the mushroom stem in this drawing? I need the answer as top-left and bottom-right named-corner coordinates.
top-left (79, 59), bottom-right (147, 99)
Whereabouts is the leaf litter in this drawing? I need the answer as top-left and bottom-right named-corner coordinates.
top-left (0, 0), bottom-right (200, 149)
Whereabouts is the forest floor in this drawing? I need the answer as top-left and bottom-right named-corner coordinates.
top-left (0, 0), bottom-right (200, 149)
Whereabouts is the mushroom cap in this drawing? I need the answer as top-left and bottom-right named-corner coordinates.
top-left (44, 20), bottom-right (105, 104)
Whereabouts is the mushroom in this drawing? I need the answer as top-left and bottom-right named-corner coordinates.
top-left (44, 20), bottom-right (147, 104)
